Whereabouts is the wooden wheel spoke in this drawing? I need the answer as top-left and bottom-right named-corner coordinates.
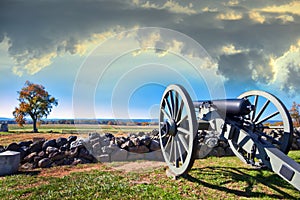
top-left (177, 133), bottom-right (189, 152)
top-left (252, 95), bottom-right (258, 121)
top-left (256, 111), bottom-right (280, 125)
top-left (176, 136), bottom-right (184, 164)
top-left (161, 108), bottom-right (172, 122)
top-left (174, 138), bottom-right (178, 167)
top-left (169, 91), bottom-right (175, 117)
top-left (169, 137), bottom-right (174, 162)
top-left (254, 99), bottom-right (270, 123)
top-left (164, 135), bottom-right (172, 149)
top-left (161, 129), bottom-right (167, 138)
top-left (174, 92), bottom-right (179, 120)
top-left (164, 98), bottom-right (172, 119)
top-left (177, 127), bottom-right (190, 135)
top-left (176, 99), bottom-right (184, 122)
top-left (176, 115), bottom-right (188, 126)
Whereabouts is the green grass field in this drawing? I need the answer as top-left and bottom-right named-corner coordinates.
top-left (0, 151), bottom-right (299, 199)
top-left (1, 124), bottom-right (299, 199)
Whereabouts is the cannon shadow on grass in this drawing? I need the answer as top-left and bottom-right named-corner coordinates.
top-left (184, 166), bottom-right (297, 199)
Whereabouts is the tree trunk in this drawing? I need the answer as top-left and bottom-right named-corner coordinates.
top-left (32, 118), bottom-right (38, 133)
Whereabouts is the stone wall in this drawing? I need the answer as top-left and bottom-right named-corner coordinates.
top-left (83, 130), bottom-right (163, 163)
top-left (0, 128), bottom-right (299, 170)
top-left (0, 136), bottom-right (97, 170)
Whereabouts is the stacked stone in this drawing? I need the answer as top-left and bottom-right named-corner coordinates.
top-left (85, 129), bottom-right (163, 162)
top-left (291, 128), bottom-right (300, 150)
top-left (1, 128), bottom-right (300, 170)
top-left (0, 136), bottom-right (97, 169)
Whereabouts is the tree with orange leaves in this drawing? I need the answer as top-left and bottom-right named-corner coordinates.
top-left (13, 81), bottom-right (58, 132)
top-left (289, 101), bottom-right (300, 127)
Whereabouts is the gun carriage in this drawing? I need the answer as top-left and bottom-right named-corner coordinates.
top-left (159, 84), bottom-right (300, 191)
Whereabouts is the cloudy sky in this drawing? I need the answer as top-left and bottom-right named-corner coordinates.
top-left (1, 0), bottom-right (300, 119)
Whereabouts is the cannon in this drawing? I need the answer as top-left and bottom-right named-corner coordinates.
top-left (159, 84), bottom-right (300, 191)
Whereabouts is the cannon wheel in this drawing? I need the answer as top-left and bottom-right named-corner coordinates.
top-left (159, 84), bottom-right (198, 176)
top-left (229, 90), bottom-right (293, 164)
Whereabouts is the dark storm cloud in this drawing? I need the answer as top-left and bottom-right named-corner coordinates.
top-left (0, 0), bottom-right (177, 75)
top-left (1, 0), bottom-right (300, 94)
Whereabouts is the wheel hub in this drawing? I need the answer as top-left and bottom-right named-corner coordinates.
top-left (167, 119), bottom-right (177, 136)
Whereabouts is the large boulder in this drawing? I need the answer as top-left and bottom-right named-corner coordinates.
top-left (29, 140), bottom-right (44, 153)
top-left (18, 141), bottom-right (33, 147)
top-left (42, 139), bottom-right (57, 151)
top-left (38, 158), bottom-right (52, 168)
top-left (6, 143), bottom-right (20, 151)
top-left (56, 137), bottom-right (68, 147)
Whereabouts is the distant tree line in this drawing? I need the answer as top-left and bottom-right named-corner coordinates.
top-left (40, 119), bottom-right (157, 126)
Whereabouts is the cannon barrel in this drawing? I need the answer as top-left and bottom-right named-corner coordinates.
top-left (193, 98), bottom-right (253, 116)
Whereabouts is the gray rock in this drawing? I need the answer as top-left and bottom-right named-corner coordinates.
top-left (65, 148), bottom-right (78, 158)
top-left (72, 158), bottom-right (83, 165)
top-left (20, 162), bottom-right (34, 170)
top-left (128, 145), bottom-right (150, 154)
top-left (127, 152), bottom-right (144, 161)
top-left (151, 129), bottom-right (159, 136)
top-left (18, 147), bottom-right (27, 160)
top-left (137, 131), bottom-right (145, 137)
top-left (42, 139), bottom-right (57, 151)
top-left (225, 147), bottom-right (234, 156)
top-left (6, 143), bottom-right (20, 151)
top-left (144, 150), bottom-right (164, 161)
top-left (92, 142), bottom-right (102, 155)
top-left (105, 133), bottom-right (114, 139)
top-left (50, 151), bottom-right (66, 161)
top-left (209, 147), bottom-right (226, 157)
top-left (53, 159), bottom-right (65, 166)
top-left (101, 146), bottom-right (114, 154)
top-left (18, 141), bottom-right (33, 147)
top-left (81, 137), bottom-right (92, 149)
top-left (70, 140), bottom-right (84, 149)
top-left (108, 144), bottom-right (119, 151)
top-left (131, 137), bottom-right (140, 146)
top-left (56, 137), bottom-right (68, 147)
top-left (116, 137), bottom-right (127, 146)
top-left (89, 137), bottom-right (100, 145)
top-left (0, 145), bottom-right (5, 153)
top-left (140, 135), bottom-right (151, 146)
top-left (89, 132), bottom-right (100, 140)
top-left (100, 138), bottom-right (110, 147)
top-left (68, 135), bottom-right (77, 143)
top-left (29, 140), bottom-right (44, 153)
top-left (110, 149), bottom-right (128, 162)
top-left (149, 140), bottom-right (160, 151)
top-left (33, 156), bottom-right (43, 163)
top-left (46, 146), bottom-right (58, 155)
top-left (38, 151), bottom-right (46, 157)
top-left (38, 158), bottom-right (52, 168)
top-left (96, 154), bottom-right (110, 162)
top-left (23, 152), bottom-right (37, 163)
top-left (120, 140), bottom-right (134, 149)
top-left (78, 148), bottom-right (95, 162)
